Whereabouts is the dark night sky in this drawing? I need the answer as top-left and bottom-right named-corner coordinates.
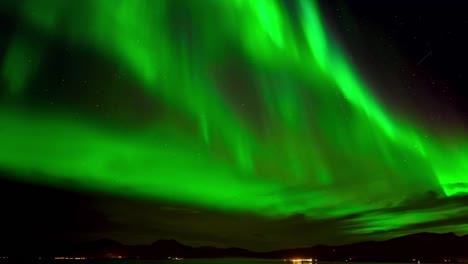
top-left (0, 0), bottom-right (468, 251)
top-left (320, 1), bottom-right (468, 131)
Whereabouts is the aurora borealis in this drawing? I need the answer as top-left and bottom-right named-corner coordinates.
top-left (1, 0), bottom-right (468, 248)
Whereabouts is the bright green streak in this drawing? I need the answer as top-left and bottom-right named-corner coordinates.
top-left (0, 0), bottom-right (467, 236)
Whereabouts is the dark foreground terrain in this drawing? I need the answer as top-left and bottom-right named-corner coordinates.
top-left (0, 232), bottom-right (467, 262)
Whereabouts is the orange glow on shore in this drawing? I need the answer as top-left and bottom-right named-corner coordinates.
top-left (285, 258), bottom-right (315, 263)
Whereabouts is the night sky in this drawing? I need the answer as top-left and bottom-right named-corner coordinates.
top-left (0, 0), bottom-right (468, 251)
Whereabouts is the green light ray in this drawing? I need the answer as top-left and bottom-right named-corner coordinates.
top-left (2, 36), bottom-right (41, 96)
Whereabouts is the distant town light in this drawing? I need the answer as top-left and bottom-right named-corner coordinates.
top-left (289, 258), bottom-right (314, 263)
top-left (54, 257), bottom-right (87, 260)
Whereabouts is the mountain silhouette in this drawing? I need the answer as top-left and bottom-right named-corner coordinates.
top-left (2, 232), bottom-right (468, 262)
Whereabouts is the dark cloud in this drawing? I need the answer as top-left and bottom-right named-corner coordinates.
top-left (0, 172), bottom-right (116, 244)
top-left (445, 182), bottom-right (468, 190)
top-left (340, 192), bottom-right (468, 241)
top-left (1, 170), bottom-right (467, 251)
